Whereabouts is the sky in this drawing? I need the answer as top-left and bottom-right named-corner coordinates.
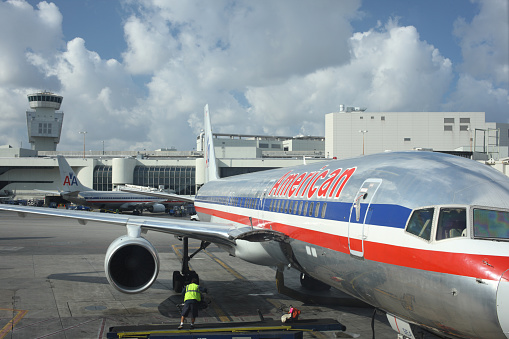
top-left (0, 0), bottom-right (507, 152)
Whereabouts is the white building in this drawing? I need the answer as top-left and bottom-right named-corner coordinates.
top-left (325, 109), bottom-right (509, 160)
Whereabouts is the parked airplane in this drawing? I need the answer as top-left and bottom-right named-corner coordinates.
top-left (56, 156), bottom-right (182, 214)
top-left (1, 105), bottom-right (509, 339)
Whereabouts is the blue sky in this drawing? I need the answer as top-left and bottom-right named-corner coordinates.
top-left (1, 0), bottom-right (507, 152)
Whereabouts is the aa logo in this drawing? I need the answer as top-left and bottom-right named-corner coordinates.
top-left (63, 173), bottom-right (78, 186)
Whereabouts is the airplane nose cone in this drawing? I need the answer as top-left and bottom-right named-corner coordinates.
top-left (497, 269), bottom-right (509, 338)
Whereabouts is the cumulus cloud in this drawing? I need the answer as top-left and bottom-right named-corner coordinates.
top-left (454, 0), bottom-right (508, 86)
top-left (244, 20), bottom-right (454, 136)
top-left (449, 0), bottom-right (509, 123)
top-left (0, 0), bottom-right (507, 152)
top-left (122, 0), bottom-right (362, 148)
top-left (0, 0), bottom-right (63, 147)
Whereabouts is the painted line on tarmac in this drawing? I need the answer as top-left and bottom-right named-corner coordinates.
top-left (203, 249), bottom-right (247, 281)
top-left (97, 317), bottom-right (107, 339)
top-left (34, 317), bottom-right (100, 339)
top-left (0, 309), bottom-right (28, 339)
top-left (7, 317), bottom-right (53, 332)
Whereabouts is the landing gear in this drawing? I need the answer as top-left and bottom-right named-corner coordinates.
top-left (300, 273), bottom-right (331, 291)
top-left (172, 237), bottom-right (210, 293)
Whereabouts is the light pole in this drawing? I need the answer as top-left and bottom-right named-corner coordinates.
top-left (359, 130), bottom-right (368, 155)
top-left (79, 131), bottom-right (87, 159)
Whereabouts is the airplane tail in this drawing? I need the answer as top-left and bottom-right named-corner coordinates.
top-left (57, 156), bottom-right (90, 192)
top-left (204, 104), bottom-right (219, 182)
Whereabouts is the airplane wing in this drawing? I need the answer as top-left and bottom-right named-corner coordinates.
top-left (119, 187), bottom-right (195, 203)
top-left (0, 204), bottom-right (284, 247)
top-left (35, 189), bottom-right (78, 196)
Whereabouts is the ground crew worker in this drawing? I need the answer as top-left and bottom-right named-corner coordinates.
top-left (178, 277), bottom-right (202, 329)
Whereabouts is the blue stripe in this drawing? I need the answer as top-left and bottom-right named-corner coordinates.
top-left (196, 195), bottom-right (412, 230)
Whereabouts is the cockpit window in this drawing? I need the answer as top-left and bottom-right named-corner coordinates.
top-left (406, 208), bottom-right (434, 241)
top-left (436, 208), bottom-right (467, 240)
top-left (473, 208), bottom-right (509, 240)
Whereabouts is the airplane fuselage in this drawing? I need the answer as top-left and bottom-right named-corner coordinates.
top-left (194, 151), bottom-right (509, 339)
top-left (63, 190), bottom-right (167, 211)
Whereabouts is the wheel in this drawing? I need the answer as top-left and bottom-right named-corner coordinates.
top-left (300, 273), bottom-right (331, 291)
top-left (173, 271), bottom-right (184, 293)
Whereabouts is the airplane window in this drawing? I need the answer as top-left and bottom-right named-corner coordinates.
top-left (294, 202), bottom-right (299, 214)
top-left (473, 208), bottom-right (509, 240)
top-left (277, 200), bottom-right (282, 213)
top-left (284, 200), bottom-right (289, 213)
top-left (269, 200), bottom-right (274, 211)
top-left (289, 201), bottom-right (293, 214)
top-left (436, 208), bottom-right (467, 240)
top-left (321, 203), bottom-right (327, 218)
top-left (314, 202), bottom-right (320, 217)
top-left (303, 202), bottom-right (308, 216)
top-left (309, 202), bottom-right (314, 217)
top-left (406, 208), bottom-right (434, 241)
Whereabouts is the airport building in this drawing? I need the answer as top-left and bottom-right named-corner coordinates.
top-left (26, 91), bottom-right (64, 151)
top-left (0, 96), bottom-right (508, 202)
top-left (325, 106), bottom-right (509, 160)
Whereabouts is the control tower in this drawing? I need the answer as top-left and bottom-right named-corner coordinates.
top-left (26, 91), bottom-right (64, 151)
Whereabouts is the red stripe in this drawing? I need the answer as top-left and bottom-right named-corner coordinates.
top-left (196, 205), bottom-right (509, 281)
top-left (86, 200), bottom-right (156, 203)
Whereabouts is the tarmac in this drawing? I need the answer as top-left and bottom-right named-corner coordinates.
top-left (0, 210), bottom-right (397, 338)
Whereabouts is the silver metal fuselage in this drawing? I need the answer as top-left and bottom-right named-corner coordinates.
top-left (63, 190), bottom-right (165, 211)
top-left (195, 152), bottom-right (509, 339)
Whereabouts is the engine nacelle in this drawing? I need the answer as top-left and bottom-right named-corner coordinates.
top-left (105, 235), bottom-right (160, 294)
top-left (147, 203), bottom-right (165, 213)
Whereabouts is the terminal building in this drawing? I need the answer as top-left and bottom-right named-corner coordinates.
top-left (0, 97), bottom-right (507, 202)
top-left (325, 106), bottom-right (509, 160)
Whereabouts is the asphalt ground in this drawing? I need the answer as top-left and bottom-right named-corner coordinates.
top-left (0, 210), bottom-right (397, 338)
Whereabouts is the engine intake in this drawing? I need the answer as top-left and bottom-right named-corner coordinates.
top-left (147, 203), bottom-right (165, 213)
top-left (105, 235), bottom-right (160, 294)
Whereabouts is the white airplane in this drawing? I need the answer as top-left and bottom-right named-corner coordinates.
top-left (56, 156), bottom-right (189, 214)
top-left (1, 105), bottom-right (509, 339)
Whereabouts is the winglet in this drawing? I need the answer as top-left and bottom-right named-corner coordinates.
top-left (57, 156), bottom-right (90, 192)
top-left (204, 104), bottom-right (219, 182)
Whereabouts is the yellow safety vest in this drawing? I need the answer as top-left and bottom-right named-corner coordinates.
top-left (184, 283), bottom-right (201, 302)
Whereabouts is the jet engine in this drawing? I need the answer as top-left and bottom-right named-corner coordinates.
top-left (104, 235), bottom-right (160, 294)
top-left (147, 203), bottom-right (165, 213)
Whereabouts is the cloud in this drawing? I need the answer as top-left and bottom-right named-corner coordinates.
top-left (121, 0), bottom-right (362, 147)
top-left (244, 20), bottom-right (454, 136)
top-left (0, 0), bottom-right (64, 147)
top-left (454, 0), bottom-right (508, 86)
top-left (0, 0), bottom-right (506, 153)
top-left (449, 0), bottom-right (509, 122)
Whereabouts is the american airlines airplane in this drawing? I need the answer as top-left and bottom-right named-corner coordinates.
top-left (1, 105), bottom-right (508, 339)
top-left (55, 156), bottom-right (178, 214)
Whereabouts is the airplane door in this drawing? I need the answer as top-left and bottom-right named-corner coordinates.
top-left (256, 188), bottom-right (268, 229)
top-left (348, 178), bottom-right (382, 257)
